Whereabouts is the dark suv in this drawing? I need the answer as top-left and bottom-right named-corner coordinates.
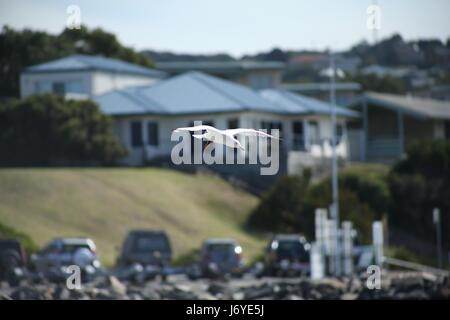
top-left (117, 230), bottom-right (172, 268)
top-left (264, 234), bottom-right (311, 277)
top-left (198, 238), bottom-right (244, 278)
top-left (0, 239), bottom-right (27, 280)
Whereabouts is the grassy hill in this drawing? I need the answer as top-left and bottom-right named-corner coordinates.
top-left (0, 168), bottom-right (263, 266)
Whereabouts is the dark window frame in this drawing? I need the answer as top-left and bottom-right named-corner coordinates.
top-left (131, 121), bottom-right (143, 147)
top-left (147, 122), bottom-right (159, 146)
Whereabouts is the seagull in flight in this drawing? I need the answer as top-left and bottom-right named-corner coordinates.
top-left (173, 125), bottom-right (279, 151)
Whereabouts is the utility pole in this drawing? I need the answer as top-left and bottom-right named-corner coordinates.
top-left (329, 52), bottom-right (341, 276)
top-left (433, 208), bottom-right (443, 268)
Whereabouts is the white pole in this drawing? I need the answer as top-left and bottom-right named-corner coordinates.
top-left (329, 52), bottom-right (341, 276)
top-left (373, 221), bottom-right (384, 267)
top-left (342, 221), bottom-right (354, 276)
top-left (433, 208), bottom-right (443, 268)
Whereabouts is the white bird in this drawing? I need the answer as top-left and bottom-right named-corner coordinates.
top-left (173, 125), bottom-right (279, 150)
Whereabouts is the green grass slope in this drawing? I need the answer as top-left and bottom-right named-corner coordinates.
top-left (0, 168), bottom-right (262, 266)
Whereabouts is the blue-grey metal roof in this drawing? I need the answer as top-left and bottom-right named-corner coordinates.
top-left (95, 72), bottom-right (360, 117)
top-left (156, 61), bottom-right (285, 75)
top-left (259, 89), bottom-right (360, 118)
top-left (23, 54), bottom-right (166, 78)
top-left (348, 92), bottom-right (450, 120)
top-left (281, 82), bottom-right (361, 92)
top-left (94, 71), bottom-right (280, 116)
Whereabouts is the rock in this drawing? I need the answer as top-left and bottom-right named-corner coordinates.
top-left (52, 286), bottom-right (71, 300)
top-left (10, 286), bottom-right (44, 300)
top-left (391, 276), bottom-right (424, 293)
top-left (108, 276), bottom-right (127, 296)
top-left (138, 287), bottom-right (161, 300)
top-left (314, 283), bottom-right (342, 300)
top-left (207, 282), bottom-right (227, 296)
top-left (394, 289), bottom-right (429, 300)
top-left (243, 283), bottom-right (275, 300)
top-left (341, 293), bottom-right (358, 300)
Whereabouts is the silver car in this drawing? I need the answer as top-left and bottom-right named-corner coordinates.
top-left (32, 238), bottom-right (100, 272)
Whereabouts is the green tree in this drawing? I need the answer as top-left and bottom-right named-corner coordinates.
top-left (389, 140), bottom-right (450, 250)
top-left (246, 176), bottom-right (309, 233)
top-left (246, 170), bottom-right (381, 243)
top-left (0, 94), bottom-right (127, 165)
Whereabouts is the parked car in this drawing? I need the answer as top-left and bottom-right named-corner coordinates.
top-left (0, 239), bottom-right (27, 281)
top-left (196, 238), bottom-right (245, 278)
top-left (116, 230), bottom-right (172, 268)
top-left (264, 234), bottom-right (311, 277)
top-left (32, 237), bottom-right (100, 273)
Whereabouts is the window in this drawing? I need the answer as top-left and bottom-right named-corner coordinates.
top-left (248, 74), bottom-right (274, 89)
top-left (65, 80), bottom-right (83, 94)
top-left (335, 123), bottom-right (344, 145)
top-left (188, 120), bottom-right (214, 157)
top-left (131, 121), bottom-right (143, 147)
top-left (228, 118), bottom-right (239, 129)
top-left (35, 81), bottom-right (52, 93)
top-left (261, 121), bottom-right (283, 137)
top-left (308, 121), bottom-right (320, 145)
top-left (445, 121), bottom-right (450, 141)
top-left (293, 121), bottom-right (305, 150)
top-left (52, 82), bottom-right (65, 95)
top-left (261, 121), bottom-right (283, 153)
top-left (34, 79), bottom-right (83, 95)
top-left (147, 122), bottom-right (159, 146)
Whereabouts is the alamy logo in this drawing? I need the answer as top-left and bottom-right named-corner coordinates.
top-left (170, 121), bottom-right (280, 175)
top-left (366, 4), bottom-right (381, 31)
top-left (66, 265), bottom-right (81, 290)
top-left (66, 5), bottom-right (81, 30)
top-left (366, 265), bottom-right (381, 290)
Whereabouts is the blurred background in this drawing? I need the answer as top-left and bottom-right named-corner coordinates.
top-left (0, 0), bottom-right (449, 300)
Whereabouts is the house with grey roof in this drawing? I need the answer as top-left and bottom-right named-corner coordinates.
top-left (94, 71), bottom-right (359, 171)
top-left (20, 54), bottom-right (166, 99)
top-left (19, 54), bottom-right (360, 174)
top-left (156, 60), bottom-right (285, 90)
top-left (347, 92), bottom-right (450, 162)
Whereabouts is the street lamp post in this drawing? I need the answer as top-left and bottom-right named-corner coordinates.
top-left (329, 52), bottom-right (341, 276)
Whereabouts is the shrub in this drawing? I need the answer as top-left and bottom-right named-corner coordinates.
top-left (389, 140), bottom-right (450, 252)
top-left (246, 168), bottom-right (380, 243)
top-left (304, 182), bottom-right (376, 243)
top-left (246, 175), bottom-right (309, 233)
top-left (0, 94), bottom-right (127, 165)
top-left (0, 222), bottom-right (39, 254)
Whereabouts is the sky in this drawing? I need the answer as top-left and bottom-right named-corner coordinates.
top-left (1, 0), bottom-right (449, 57)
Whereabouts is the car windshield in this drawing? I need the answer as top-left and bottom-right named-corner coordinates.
top-left (133, 235), bottom-right (169, 253)
top-left (206, 244), bottom-right (234, 262)
top-left (62, 244), bottom-right (92, 253)
top-left (0, 241), bottom-right (20, 251)
top-left (276, 240), bottom-right (308, 262)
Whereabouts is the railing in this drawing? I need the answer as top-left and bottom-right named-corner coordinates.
top-left (383, 257), bottom-right (450, 278)
top-left (367, 138), bottom-right (401, 160)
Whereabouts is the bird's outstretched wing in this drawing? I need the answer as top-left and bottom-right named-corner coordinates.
top-left (173, 125), bottom-right (220, 133)
top-left (225, 128), bottom-right (280, 139)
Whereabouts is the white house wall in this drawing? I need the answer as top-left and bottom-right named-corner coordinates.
top-left (112, 112), bottom-right (351, 166)
top-left (20, 71), bottom-right (161, 98)
top-left (20, 71), bottom-right (92, 98)
top-left (91, 71), bottom-right (159, 96)
top-left (113, 113), bottom-right (243, 166)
